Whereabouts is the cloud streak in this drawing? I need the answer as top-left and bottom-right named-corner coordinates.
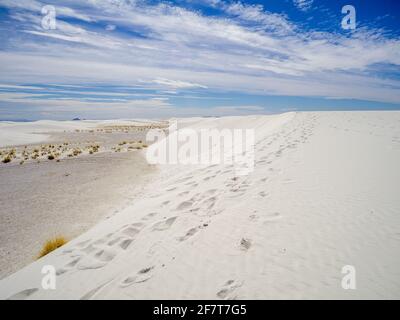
top-left (293, 0), bottom-right (314, 12)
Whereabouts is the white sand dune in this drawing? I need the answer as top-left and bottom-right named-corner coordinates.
top-left (0, 119), bottom-right (162, 148)
top-left (0, 111), bottom-right (400, 299)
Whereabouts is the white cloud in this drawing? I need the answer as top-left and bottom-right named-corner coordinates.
top-left (151, 78), bottom-right (208, 89)
top-left (0, 0), bottom-right (399, 109)
top-left (293, 0), bottom-right (314, 12)
top-left (221, 1), bottom-right (294, 34)
top-left (105, 24), bottom-right (116, 31)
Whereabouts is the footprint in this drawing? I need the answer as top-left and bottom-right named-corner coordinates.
top-left (205, 189), bottom-right (217, 196)
top-left (258, 191), bottom-right (268, 197)
top-left (107, 237), bottom-right (122, 246)
top-left (178, 227), bottom-right (198, 242)
top-left (57, 257), bottom-right (82, 275)
top-left (175, 176), bottom-right (193, 184)
top-left (120, 266), bottom-right (155, 288)
top-left (80, 244), bottom-right (97, 254)
top-left (203, 175), bottom-right (216, 181)
top-left (142, 212), bottom-right (158, 221)
top-left (119, 238), bottom-right (133, 250)
top-left (80, 279), bottom-right (114, 300)
top-left (216, 280), bottom-right (243, 300)
top-left (152, 217), bottom-right (177, 231)
top-left (185, 181), bottom-right (197, 186)
top-left (94, 248), bottom-right (117, 262)
top-left (7, 288), bottom-right (38, 300)
top-left (77, 258), bottom-right (107, 270)
top-left (93, 237), bottom-right (110, 246)
top-left (249, 214), bottom-right (259, 222)
top-left (176, 201), bottom-right (193, 211)
top-left (202, 196), bottom-right (216, 211)
top-left (121, 226), bottom-right (141, 237)
top-left (240, 238), bottom-right (252, 251)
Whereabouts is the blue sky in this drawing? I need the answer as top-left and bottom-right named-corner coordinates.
top-left (0, 0), bottom-right (399, 120)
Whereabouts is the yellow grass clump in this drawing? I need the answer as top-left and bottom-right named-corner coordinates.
top-left (2, 156), bottom-right (12, 163)
top-left (37, 237), bottom-right (67, 259)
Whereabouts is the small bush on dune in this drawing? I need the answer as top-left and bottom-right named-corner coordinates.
top-left (37, 237), bottom-right (67, 259)
top-left (2, 156), bottom-right (11, 163)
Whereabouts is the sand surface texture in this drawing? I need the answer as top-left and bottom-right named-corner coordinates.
top-left (0, 112), bottom-right (399, 299)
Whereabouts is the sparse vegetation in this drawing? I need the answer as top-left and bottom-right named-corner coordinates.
top-left (2, 149), bottom-right (16, 163)
top-left (88, 144), bottom-right (100, 154)
top-left (2, 156), bottom-right (11, 163)
top-left (0, 122), bottom-right (160, 165)
top-left (37, 237), bottom-right (67, 259)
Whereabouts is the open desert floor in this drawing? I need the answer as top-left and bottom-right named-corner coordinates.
top-left (0, 111), bottom-right (399, 299)
top-left (0, 120), bottom-right (167, 278)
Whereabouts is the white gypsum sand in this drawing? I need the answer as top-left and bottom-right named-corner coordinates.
top-left (0, 111), bottom-right (399, 299)
top-left (0, 119), bottom-right (163, 148)
top-left (0, 119), bottom-right (165, 279)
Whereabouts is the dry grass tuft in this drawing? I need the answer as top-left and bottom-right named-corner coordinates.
top-left (2, 156), bottom-right (12, 163)
top-left (37, 237), bottom-right (67, 259)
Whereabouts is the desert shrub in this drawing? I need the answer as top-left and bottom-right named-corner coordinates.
top-left (2, 156), bottom-right (11, 163)
top-left (37, 237), bottom-right (67, 259)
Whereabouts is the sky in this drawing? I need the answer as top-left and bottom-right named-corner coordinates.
top-left (0, 0), bottom-right (399, 120)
